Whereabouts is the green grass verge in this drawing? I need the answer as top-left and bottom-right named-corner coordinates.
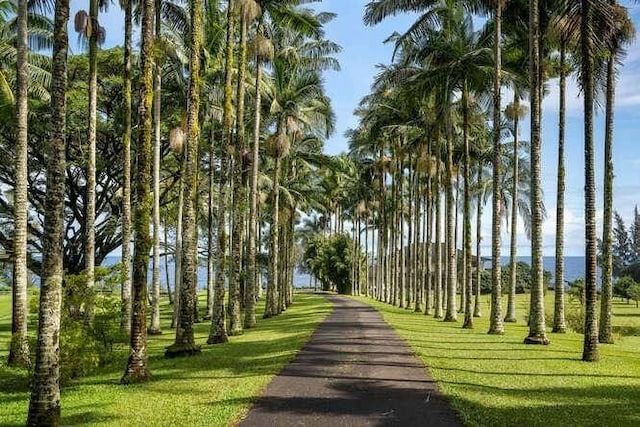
top-left (356, 293), bottom-right (640, 427)
top-left (0, 292), bottom-right (332, 426)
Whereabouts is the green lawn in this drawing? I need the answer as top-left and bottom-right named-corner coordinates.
top-left (0, 292), bottom-right (332, 426)
top-left (356, 293), bottom-right (640, 427)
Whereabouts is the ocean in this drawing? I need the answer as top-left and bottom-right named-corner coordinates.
top-left (499, 256), bottom-right (591, 284)
top-left (103, 255), bottom-right (589, 289)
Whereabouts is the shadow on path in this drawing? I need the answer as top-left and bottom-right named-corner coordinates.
top-left (240, 296), bottom-right (462, 427)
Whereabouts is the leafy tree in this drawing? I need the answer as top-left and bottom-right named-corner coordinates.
top-left (613, 275), bottom-right (636, 302)
top-left (612, 211), bottom-right (633, 275)
top-left (628, 283), bottom-right (640, 308)
top-left (303, 233), bottom-right (363, 295)
top-left (632, 205), bottom-right (640, 263)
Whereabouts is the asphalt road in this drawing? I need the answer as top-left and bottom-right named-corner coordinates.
top-left (240, 295), bottom-right (463, 427)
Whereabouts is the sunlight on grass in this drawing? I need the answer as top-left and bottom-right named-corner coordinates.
top-left (0, 292), bottom-right (332, 426)
top-left (356, 294), bottom-right (640, 427)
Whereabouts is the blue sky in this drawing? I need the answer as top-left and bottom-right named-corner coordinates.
top-left (91, 1), bottom-right (640, 257)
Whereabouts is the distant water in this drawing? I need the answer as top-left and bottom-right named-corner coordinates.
top-left (103, 256), bottom-right (313, 289)
top-left (499, 256), bottom-right (590, 285)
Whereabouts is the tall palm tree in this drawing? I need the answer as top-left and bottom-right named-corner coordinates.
top-left (488, 0), bottom-right (504, 336)
top-left (580, 0), bottom-right (599, 361)
top-left (524, 0), bottom-right (549, 345)
top-left (27, 0), bottom-right (69, 423)
top-left (119, 0), bottom-right (133, 332)
top-left (121, 0), bottom-right (154, 382)
top-left (149, 0), bottom-right (164, 336)
top-left (599, 2), bottom-right (633, 344)
top-left (74, 0), bottom-right (105, 306)
top-left (503, 96), bottom-right (527, 324)
top-left (552, 18), bottom-right (568, 334)
top-left (229, 0), bottom-right (260, 336)
top-left (8, 0), bottom-right (30, 368)
top-left (166, 0), bottom-right (203, 357)
top-left (208, 0), bottom-right (234, 344)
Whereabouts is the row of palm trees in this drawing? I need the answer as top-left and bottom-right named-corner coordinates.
top-left (5, 0), bottom-right (341, 423)
top-left (333, 0), bottom-right (634, 362)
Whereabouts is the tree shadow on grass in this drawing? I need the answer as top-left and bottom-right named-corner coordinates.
top-left (62, 409), bottom-right (117, 426)
top-left (445, 383), bottom-right (640, 426)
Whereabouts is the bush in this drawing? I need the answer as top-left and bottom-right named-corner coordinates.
top-left (565, 305), bottom-right (585, 334)
top-left (26, 264), bottom-right (128, 383)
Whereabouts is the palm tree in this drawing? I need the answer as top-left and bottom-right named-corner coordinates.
top-left (27, 0), bottom-right (69, 422)
top-left (121, 0), bottom-right (154, 382)
top-left (166, 0), bottom-right (203, 358)
top-left (524, 0), bottom-right (549, 345)
top-left (581, 0), bottom-right (599, 361)
top-left (503, 96), bottom-right (527, 324)
top-left (487, 0), bottom-right (504, 336)
top-left (8, 0), bottom-right (30, 368)
top-left (229, 0), bottom-right (260, 336)
top-left (75, 0), bottom-right (105, 307)
top-left (599, 2), bottom-right (633, 344)
top-left (552, 14), bottom-right (569, 334)
top-left (149, 0), bottom-right (164, 336)
top-left (119, 0), bottom-right (133, 332)
top-left (208, 0), bottom-right (234, 344)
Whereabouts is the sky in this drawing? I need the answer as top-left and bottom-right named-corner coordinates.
top-left (90, 1), bottom-right (640, 257)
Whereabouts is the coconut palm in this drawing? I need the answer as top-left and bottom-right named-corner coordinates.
top-left (263, 13), bottom-right (339, 317)
top-left (599, 2), bottom-right (633, 344)
top-left (74, 0), bottom-right (107, 310)
top-left (119, 0), bottom-right (133, 332)
top-left (502, 95), bottom-right (527, 325)
top-left (524, 0), bottom-right (549, 345)
top-left (121, 0), bottom-right (154, 382)
top-left (208, 0), bottom-right (234, 344)
top-left (27, 0), bottom-right (69, 422)
top-left (8, 0), bottom-right (30, 368)
top-left (165, 0), bottom-right (203, 357)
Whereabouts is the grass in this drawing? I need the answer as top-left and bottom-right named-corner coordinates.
top-left (0, 291), bottom-right (332, 426)
top-left (356, 293), bottom-right (640, 427)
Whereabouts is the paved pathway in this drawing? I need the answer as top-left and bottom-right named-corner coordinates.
top-left (240, 295), bottom-right (463, 427)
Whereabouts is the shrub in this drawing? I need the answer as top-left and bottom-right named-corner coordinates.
top-left (565, 305), bottom-right (585, 334)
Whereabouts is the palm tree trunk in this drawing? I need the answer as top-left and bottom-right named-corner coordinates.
top-left (245, 21), bottom-right (263, 329)
top-left (524, 0), bottom-right (549, 345)
top-left (209, 0), bottom-right (235, 345)
top-left (434, 162), bottom-right (443, 319)
top-left (8, 0), bottom-right (30, 368)
top-left (444, 110), bottom-right (457, 322)
top-left (164, 217), bottom-right (173, 305)
top-left (599, 36), bottom-right (616, 344)
top-left (230, 8), bottom-right (250, 336)
top-left (582, 0), bottom-right (599, 361)
top-left (27, 3), bottom-right (69, 419)
top-left (553, 39), bottom-right (567, 333)
top-left (206, 126), bottom-right (216, 321)
top-left (120, 0), bottom-right (154, 384)
top-left (120, 0), bottom-right (133, 331)
top-left (474, 164), bottom-right (483, 318)
top-left (84, 0), bottom-right (99, 316)
top-left (265, 153), bottom-right (281, 318)
top-left (165, 0), bottom-right (203, 358)
top-left (505, 93), bottom-right (520, 323)
top-left (489, 0), bottom-right (505, 335)
top-left (414, 168), bottom-right (422, 311)
top-left (149, 0), bottom-right (163, 335)
top-left (462, 90), bottom-right (473, 329)
top-left (171, 155), bottom-right (185, 329)
top-left (424, 176), bottom-right (432, 316)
